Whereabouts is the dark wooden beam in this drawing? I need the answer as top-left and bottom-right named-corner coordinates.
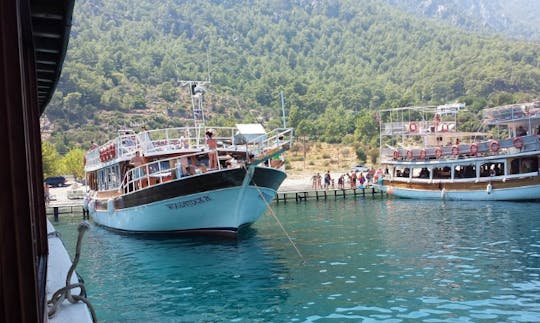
top-left (0, 0), bottom-right (48, 322)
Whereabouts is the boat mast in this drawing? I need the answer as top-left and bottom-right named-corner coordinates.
top-left (180, 80), bottom-right (210, 144)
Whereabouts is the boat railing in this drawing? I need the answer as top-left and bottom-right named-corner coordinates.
top-left (246, 128), bottom-right (294, 158)
top-left (382, 121), bottom-right (457, 136)
top-left (86, 126), bottom-right (294, 170)
top-left (121, 149), bottom-right (231, 195)
top-left (136, 126), bottom-right (242, 155)
top-left (381, 135), bottom-right (540, 161)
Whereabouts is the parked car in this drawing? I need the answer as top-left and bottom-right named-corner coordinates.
top-left (351, 164), bottom-right (370, 172)
top-left (44, 176), bottom-right (66, 187)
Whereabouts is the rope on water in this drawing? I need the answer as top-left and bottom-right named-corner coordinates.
top-left (246, 166), bottom-right (303, 261)
top-left (47, 221), bottom-right (98, 322)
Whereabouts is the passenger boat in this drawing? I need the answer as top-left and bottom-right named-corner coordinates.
top-left (373, 102), bottom-right (540, 201)
top-left (84, 82), bottom-right (293, 235)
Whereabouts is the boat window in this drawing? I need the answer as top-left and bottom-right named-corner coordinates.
top-left (479, 162), bottom-right (504, 177)
top-left (454, 164), bottom-right (476, 179)
top-left (97, 164), bottom-right (121, 190)
top-left (511, 157), bottom-right (538, 174)
top-left (412, 167), bottom-right (430, 179)
top-left (393, 166), bottom-right (410, 178)
top-left (432, 166), bottom-right (451, 179)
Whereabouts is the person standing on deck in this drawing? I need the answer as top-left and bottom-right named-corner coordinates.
top-left (206, 130), bottom-right (218, 169)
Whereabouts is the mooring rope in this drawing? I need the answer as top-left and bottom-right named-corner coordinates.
top-left (245, 165), bottom-right (304, 261)
top-left (47, 221), bottom-right (98, 322)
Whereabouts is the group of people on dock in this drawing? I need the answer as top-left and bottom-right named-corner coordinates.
top-left (311, 169), bottom-right (377, 190)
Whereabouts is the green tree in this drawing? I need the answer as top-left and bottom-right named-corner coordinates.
top-left (42, 141), bottom-right (61, 178)
top-left (60, 148), bottom-right (86, 180)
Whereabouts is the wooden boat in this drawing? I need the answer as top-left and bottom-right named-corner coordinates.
top-left (84, 82), bottom-right (293, 235)
top-left (373, 102), bottom-right (540, 201)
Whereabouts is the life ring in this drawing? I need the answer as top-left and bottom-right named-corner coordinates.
top-left (441, 123), bottom-right (449, 132)
top-left (419, 149), bottom-right (427, 159)
top-left (452, 145), bottom-right (460, 156)
top-left (406, 150), bottom-right (413, 159)
top-left (469, 143), bottom-right (479, 156)
top-left (409, 122), bottom-right (418, 133)
top-left (513, 137), bottom-right (524, 149)
top-left (393, 150), bottom-right (401, 159)
top-left (435, 147), bottom-right (443, 158)
top-left (490, 141), bottom-right (500, 153)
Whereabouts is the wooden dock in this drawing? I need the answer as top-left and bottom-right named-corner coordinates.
top-left (46, 201), bottom-right (89, 220)
top-left (274, 186), bottom-right (386, 203)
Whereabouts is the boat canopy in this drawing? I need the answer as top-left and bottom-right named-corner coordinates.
top-left (234, 123), bottom-right (267, 144)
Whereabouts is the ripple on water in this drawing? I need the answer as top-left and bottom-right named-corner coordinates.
top-left (51, 200), bottom-right (540, 322)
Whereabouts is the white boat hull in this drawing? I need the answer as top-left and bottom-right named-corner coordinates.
top-left (374, 182), bottom-right (540, 201)
top-left (88, 167), bottom-right (285, 234)
top-left (90, 186), bottom-right (275, 233)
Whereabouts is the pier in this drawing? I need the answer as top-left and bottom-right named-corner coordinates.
top-left (46, 201), bottom-right (89, 220)
top-left (275, 186), bottom-right (385, 203)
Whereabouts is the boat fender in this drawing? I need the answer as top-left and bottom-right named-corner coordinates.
top-left (107, 198), bottom-right (114, 213)
top-left (469, 143), bottom-right (478, 156)
top-left (502, 177), bottom-right (507, 183)
top-left (387, 187), bottom-right (394, 195)
top-left (440, 188), bottom-right (447, 200)
top-left (451, 145), bottom-right (459, 156)
top-left (486, 183), bottom-right (492, 194)
top-left (490, 141), bottom-right (500, 153)
top-left (110, 143), bottom-right (116, 159)
top-left (513, 137), bottom-right (524, 149)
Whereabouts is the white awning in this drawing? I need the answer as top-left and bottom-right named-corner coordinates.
top-left (235, 123), bottom-right (266, 135)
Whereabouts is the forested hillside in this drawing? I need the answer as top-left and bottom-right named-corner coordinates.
top-left (384, 0), bottom-right (540, 41)
top-left (44, 0), bottom-right (540, 154)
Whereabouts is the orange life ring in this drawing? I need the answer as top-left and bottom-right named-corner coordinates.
top-left (452, 145), bottom-right (460, 156)
top-left (435, 147), bottom-right (443, 158)
top-left (409, 122), bottom-right (418, 133)
top-left (490, 141), bottom-right (500, 152)
top-left (513, 137), bottom-right (524, 149)
top-left (393, 150), bottom-right (401, 159)
top-left (419, 149), bottom-right (427, 159)
top-left (469, 143), bottom-right (479, 156)
top-left (406, 150), bottom-right (413, 159)
top-left (441, 123), bottom-right (449, 132)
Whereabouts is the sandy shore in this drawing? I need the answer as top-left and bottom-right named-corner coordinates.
top-left (281, 171), bottom-right (351, 191)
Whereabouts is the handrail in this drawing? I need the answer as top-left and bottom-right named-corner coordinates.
top-left (381, 135), bottom-right (540, 162)
top-left (121, 149), bottom-right (233, 195)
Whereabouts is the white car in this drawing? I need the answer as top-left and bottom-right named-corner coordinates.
top-left (351, 165), bottom-right (370, 172)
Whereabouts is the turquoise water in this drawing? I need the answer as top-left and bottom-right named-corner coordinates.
top-left (51, 199), bottom-right (540, 322)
